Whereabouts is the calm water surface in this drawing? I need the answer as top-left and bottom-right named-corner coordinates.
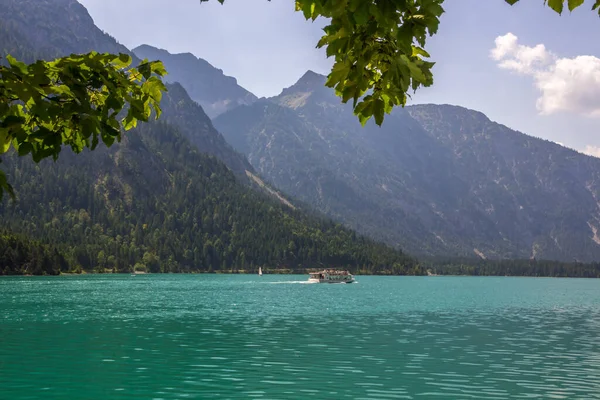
top-left (1, 275), bottom-right (600, 399)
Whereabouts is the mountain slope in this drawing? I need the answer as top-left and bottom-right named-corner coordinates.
top-left (406, 104), bottom-right (600, 261)
top-left (159, 82), bottom-right (252, 175)
top-left (215, 71), bottom-right (464, 255)
top-left (133, 45), bottom-right (257, 119)
top-left (214, 71), bottom-right (600, 262)
top-left (0, 0), bottom-right (131, 62)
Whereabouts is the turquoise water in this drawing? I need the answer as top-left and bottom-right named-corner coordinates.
top-left (1, 275), bottom-right (600, 399)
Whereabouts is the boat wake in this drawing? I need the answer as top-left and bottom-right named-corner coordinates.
top-left (267, 281), bottom-right (357, 285)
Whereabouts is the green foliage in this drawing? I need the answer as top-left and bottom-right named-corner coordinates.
top-left (0, 231), bottom-right (67, 275)
top-left (305, 0), bottom-right (443, 128)
top-left (506, 0), bottom-right (600, 14)
top-left (0, 52), bottom-right (167, 199)
top-left (133, 263), bottom-right (147, 273)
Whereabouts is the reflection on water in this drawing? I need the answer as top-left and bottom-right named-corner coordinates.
top-left (1, 275), bottom-right (600, 399)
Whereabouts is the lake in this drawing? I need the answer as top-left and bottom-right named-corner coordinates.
top-left (1, 275), bottom-right (600, 399)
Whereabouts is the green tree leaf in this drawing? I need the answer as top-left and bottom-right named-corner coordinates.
top-left (547, 0), bottom-right (564, 14)
top-left (0, 52), bottom-right (168, 199)
top-left (568, 0), bottom-right (585, 11)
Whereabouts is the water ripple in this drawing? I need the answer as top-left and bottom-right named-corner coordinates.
top-left (1, 275), bottom-right (600, 399)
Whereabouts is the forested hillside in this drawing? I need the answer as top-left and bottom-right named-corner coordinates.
top-left (0, 232), bottom-right (68, 275)
top-left (0, 121), bottom-right (418, 275)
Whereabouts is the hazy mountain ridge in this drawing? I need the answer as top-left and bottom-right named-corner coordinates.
top-left (215, 71), bottom-right (600, 262)
top-left (133, 45), bottom-right (258, 118)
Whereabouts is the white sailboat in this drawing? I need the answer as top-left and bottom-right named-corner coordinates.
top-left (258, 267), bottom-right (263, 276)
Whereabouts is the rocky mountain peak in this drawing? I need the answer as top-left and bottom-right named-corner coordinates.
top-left (279, 70), bottom-right (326, 94)
top-left (294, 70), bottom-right (327, 88)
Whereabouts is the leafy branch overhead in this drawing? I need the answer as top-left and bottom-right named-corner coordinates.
top-left (0, 52), bottom-right (167, 199)
top-left (507, 0), bottom-right (600, 14)
top-left (206, 0), bottom-right (599, 126)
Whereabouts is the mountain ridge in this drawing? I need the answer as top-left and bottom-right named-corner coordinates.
top-left (132, 44), bottom-right (258, 118)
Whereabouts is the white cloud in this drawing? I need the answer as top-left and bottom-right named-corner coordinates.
top-left (582, 145), bottom-right (600, 158)
top-left (491, 33), bottom-right (600, 117)
top-left (491, 33), bottom-right (553, 74)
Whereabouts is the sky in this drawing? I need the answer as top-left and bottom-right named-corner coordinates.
top-left (78, 0), bottom-right (600, 153)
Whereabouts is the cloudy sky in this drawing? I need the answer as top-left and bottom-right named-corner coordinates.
top-left (79, 0), bottom-right (599, 153)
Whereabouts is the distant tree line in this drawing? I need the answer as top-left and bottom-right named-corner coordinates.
top-left (425, 256), bottom-right (600, 278)
top-left (0, 232), bottom-right (67, 275)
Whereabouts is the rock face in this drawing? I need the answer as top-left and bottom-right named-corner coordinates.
top-left (133, 45), bottom-right (257, 119)
top-left (214, 71), bottom-right (600, 262)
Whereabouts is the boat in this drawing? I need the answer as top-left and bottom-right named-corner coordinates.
top-left (308, 269), bottom-right (355, 284)
top-left (258, 267), bottom-right (262, 276)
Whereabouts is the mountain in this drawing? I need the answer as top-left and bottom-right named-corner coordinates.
top-left (0, 0), bottom-right (131, 62)
top-left (133, 45), bottom-right (257, 119)
top-left (214, 71), bottom-right (600, 262)
top-left (0, 0), bottom-right (419, 274)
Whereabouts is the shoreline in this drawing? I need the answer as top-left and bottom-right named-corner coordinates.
top-left (4, 271), bottom-right (599, 279)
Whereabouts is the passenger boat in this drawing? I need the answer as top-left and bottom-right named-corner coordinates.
top-left (308, 269), bottom-right (355, 284)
